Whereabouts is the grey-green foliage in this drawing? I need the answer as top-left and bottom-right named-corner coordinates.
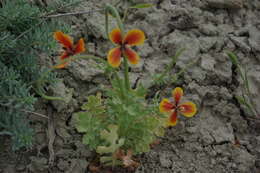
top-left (0, 63), bottom-right (35, 150)
top-left (0, 0), bottom-right (72, 150)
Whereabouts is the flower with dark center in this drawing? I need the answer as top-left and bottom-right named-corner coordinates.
top-left (107, 28), bottom-right (145, 67)
top-left (160, 87), bottom-right (197, 126)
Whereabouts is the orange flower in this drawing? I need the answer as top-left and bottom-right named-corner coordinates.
top-left (107, 28), bottom-right (145, 67)
top-left (53, 31), bottom-right (85, 68)
top-left (159, 87), bottom-right (197, 126)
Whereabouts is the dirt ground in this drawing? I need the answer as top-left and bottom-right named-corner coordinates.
top-left (1, 0), bottom-right (260, 172)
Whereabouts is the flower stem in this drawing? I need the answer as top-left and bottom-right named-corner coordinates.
top-left (114, 71), bottom-right (125, 99)
top-left (123, 56), bottom-right (130, 90)
top-left (105, 4), bottom-right (124, 34)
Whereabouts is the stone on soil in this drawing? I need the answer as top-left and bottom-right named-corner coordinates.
top-left (204, 0), bottom-right (244, 9)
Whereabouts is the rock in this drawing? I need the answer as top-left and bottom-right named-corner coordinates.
top-left (3, 165), bottom-right (16, 173)
top-left (201, 54), bottom-right (216, 71)
top-left (28, 157), bottom-right (48, 173)
top-left (145, 9), bottom-right (171, 37)
top-left (57, 159), bottom-right (70, 171)
top-left (215, 36), bottom-right (226, 52)
top-left (56, 149), bottom-right (76, 158)
top-left (95, 40), bottom-right (111, 58)
top-left (55, 126), bottom-right (72, 144)
top-left (214, 53), bottom-right (232, 82)
top-left (35, 132), bottom-right (47, 147)
top-left (255, 159), bottom-right (260, 168)
top-left (169, 7), bottom-right (197, 29)
top-left (75, 141), bottom-right (92, 158)
top-left (144, 52), bottom-right (171, 74)
top-left (199, 24), bottom-right (218, 36)
top-left (137, 42), bottom-right (154, 58)
top-left (186, 66), bottom-right (207, 83)
top-left (159, 152), bottom-right (172, 168)
top-left (50, 80), bottom-right (73, 112)
top-left (160, 0), bottom-right (176, 11)
top-left (65, 159), bottom-right (88, 173)
top-left (252, 0), bottom-right (260, 9)
top-left (246, 65), bottom-right (260, 114)
top-left (161, 31), bottom-right (200, 69)
top-left (213, 101), bottom-right (248, 133)
top-left (217, 24), bottom-right (235, 36)
top-left (232, 148), bottom-right (256, 172)
top-left (204, 0), bottom-right (244, 9)
top-left (248, 26), bottom-right (260, 55)
top-left (16, 164), bottom-right (26, 172)
top-left (199, 108), bottom-right (235, 145)
top-left (229, 36), bottom-right (251, 53)
top-left (199, 37), bottom-right (218, 53)
top-left (212, 123), bottom-right (234, 143)
top-left (74, 1), bottom-right (116, 39)
top-left (68, 59), bottom-right (104, 82)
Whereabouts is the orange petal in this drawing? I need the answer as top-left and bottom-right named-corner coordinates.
top-left (107, 47), bottom-right (122, 67)
top-left (109, 28), bottom-right (123, 45)
top-left (53, 62), bottom-right (69, 69)
top-left (74, 38), bottom-right (85, 54)
top-left (167, 110), bottom-right (178, 126)
top-left (159, 99), bottom-right (174, 113)
top-left (123, 29), bottom-right (145, 46)
top-left (123, 47), bottom-right (140, 65)
top-left (54, 31), bottom-right (73, 49)
top-left (172, 87), bottom-right (183, 105)
top-left (179, 101), bottom-right (197, 117)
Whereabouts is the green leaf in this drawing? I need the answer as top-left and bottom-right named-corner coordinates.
top-left (96, 124), bottom-right (125, 166)
top-left (74, 112), bottom-right (91, 133)
top-left (235, 96), bottom-right (247, 106)
top-left (97, 125), bottom-right (125, 154)
top-left (134, 83), bottom-right (147, 97)
top-left (244, 69), bottom-right (250, 92)
top-left (100, 124), bottom-right (119, 145)
top-left (81, 93), bottom-right (105, 114)
top-left (227, 51), bottom-right (239, 66)
top-left (130, 3), bottom-right (154, 9)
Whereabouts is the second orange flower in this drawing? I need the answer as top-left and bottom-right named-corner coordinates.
top-left (107, 28), bottom-right (145, 67)
top-left (53, 31), bottom-right (85, 68)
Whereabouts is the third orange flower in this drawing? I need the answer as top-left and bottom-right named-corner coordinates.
top-left (159, 87), bottom-right (197, 126)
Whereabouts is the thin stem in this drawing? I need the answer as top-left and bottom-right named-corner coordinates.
top-left (227, 52), bottom-right (258, 116)
top-left (0, 103), bottom-right (49, 119)
top-left (159, 49), bottom-right (185, 80)
top-left (123, 57), bottom-right (130, 90)
top-left (35, 82), bottom-right (64, 101)
top-left (105, 4), bottom-right (129, 92)
top-left (114, 72), bottom-right (125, 99)
top-left (40, 68), bottom-right (53, 81)
top-left (105, 10), bottom-right (109, 39)
top-left (43, 9), bottom-right (104, 18)
top-left (122, 8), bottom-right (129, 22)
top-left (41, 0), bottom-right (85, 16)
top-left (52, 54), bottom-right (102, 68)
top-left (21, 109), bottom-right (49, 119)
top-left (34, 68), bottom-right (64, 101)
top-left (105, 4), bottom-right (124, 34)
